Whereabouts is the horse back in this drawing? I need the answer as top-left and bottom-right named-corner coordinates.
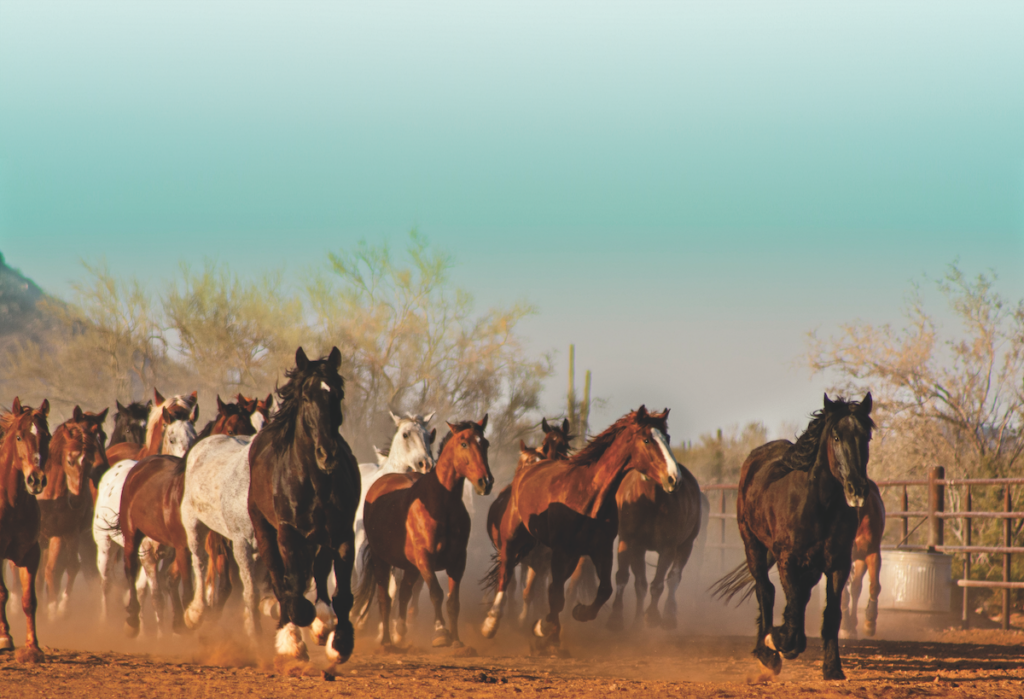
top-left (120, 455), bottom-right (187, 548)
top-left (106, 441), bottom-right (142, 467)
top-left (512, 461), bottom-right (616, 550)
top-left (0, 483), bottom-right (40, 564)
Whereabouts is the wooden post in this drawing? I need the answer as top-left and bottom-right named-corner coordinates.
top-left (1004, 486), bottom-right (1012, 631)
top-left (901, 486), bottom-right (909, 544)
top-left (962, 486), bottom-right (971, 629)
top-left (928, 466), bottom-right (945, 550)
top-left (580, 369), bottom-right (591, 444)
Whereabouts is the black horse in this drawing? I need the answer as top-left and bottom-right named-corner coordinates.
top-left (713, 393), bottom-right (873, 681)
top-left (108, 400), bottom-right (151, 448)
top-left (247, 347), bottom-right (360, 663)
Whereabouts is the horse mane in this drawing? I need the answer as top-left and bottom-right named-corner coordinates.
top-left (781, 397), bottom-right (875, 472)
top-left (436, 421), bottom-right (488, 459)
top-left (264, 354), bottom-right (345, 441)
top-left (566, 409), bottom-right (667, 468)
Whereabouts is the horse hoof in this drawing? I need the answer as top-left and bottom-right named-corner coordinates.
top-left (864, 621), bottom-right (876, 637)
top-left (764, 633), bottom-right (776, 651)
top-left (275, 623), bottom-right (309, 661)
top-left (838, 627), bottom-right (856, 640)
top-left (755, 648), bottom-right (782, 677)
top-left (124, 621), bottom-right (141, 639)
top-left (184, 605), bottom-right (203, 630)
top-left (644, 611), bottom-right (662, 628)
top-left (823, 666), bottom-right (847, 681)
top-left (289, 598), bottom-right (317, 627)
top-left (15, 646), bottom-right (45, 664)
top-left (0, 636), bottom-right (13, 652)
top-left (324, 630), bottom-right (351, 664)
top-left (260, 597), bottom-right (280, 620)
top-left (451, 640), bottom-right (464, 650)
top-left (481, 614), bottom-right (500, 639)
top-left (571, 603), bottom-right (594, 623)
top-left (432, 629), bottom-right (453, 648)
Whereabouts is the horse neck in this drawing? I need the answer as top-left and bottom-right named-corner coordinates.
top-left (142, 418), bottom-right (164, 458)
top-left (568, 434), bottom-right (634, 519)
top-left (433, 448), bottom-right (465, 494)
top-left (0, 435), bottom-right (26, 507)
top-left (39, 425), bottom-right (70, 500)
top-left (810, 436), bottom-right (844, 507)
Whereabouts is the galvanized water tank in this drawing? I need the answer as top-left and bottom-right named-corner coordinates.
top-left (877, 549), bottom-right (953, 612)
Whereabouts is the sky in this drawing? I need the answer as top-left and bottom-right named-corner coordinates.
top-left (1, 1), bottom-right (1022, 443)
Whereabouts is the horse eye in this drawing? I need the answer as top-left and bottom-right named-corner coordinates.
top-left (643, 438), bottom-right (650, 444)
top-left (834, 435), bottom-right (839, 442)
top-left (461, 442), bottom-right (468, 448)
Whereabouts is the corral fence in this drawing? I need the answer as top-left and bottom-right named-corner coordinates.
top-left (702, 468), bottom-right (1024, 630)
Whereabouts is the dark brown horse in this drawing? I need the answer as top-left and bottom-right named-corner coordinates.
top-left (108, 400), bottom-right (151, 448)
top-left (359, 417), bottom-right (493, 649)
top-left (105, 389), bottom-right (198, 466)
top-left (37, 406), bottom-right (109, 618)
top-left (608, 448), bottom-right (702, 631)
top-left (841, 479), bottom-right (884, 638)
top-left (0, 398), bottom-right (51, 662)
top-left (482, 407), bottom-right (681, 649)
top-left (486, 419), bottom-right (573, 627)
top-left (195, 395), bottom-right (257, 442)
top-left (713, 393), bottom-right (873, 681)
top-left (248, 347), bottom-right (360, 663)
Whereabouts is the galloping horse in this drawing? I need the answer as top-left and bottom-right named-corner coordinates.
top-left (108, 400), bottom-right (151, 448)
top-left (842, 479), bottom-right (885, 638)
top-left (608, 447), bottom-right (702, 631)
top-left (482, 407), bottom-right (681, 650)
top-left (713, 393), bottom-right (873, 681)
top-left (105, 390), bottom-right (197, 466)
top-left (248, 347), bottom-right (360, 663)
top-left (486, 419), bottom-right (573, 627)
top-left (0, 398), bottom-right (50, 662)
top-left (37, 406), bottom-right (109, 618)
top-left (358, 417), bottom-right (493, 649)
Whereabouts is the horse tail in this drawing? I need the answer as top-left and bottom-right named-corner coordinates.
top-left (351, 544), bottom-right (376, 624)
top-left (480, 551), bottom-right (502, 597)
top-left (709, 552), bottom-right (776, 606)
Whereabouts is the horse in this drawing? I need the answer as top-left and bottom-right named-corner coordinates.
top-left (0, 398), bottom-right (51, 663)
top-left (105, 389), bottom-right (198, 466)
top-left (194, 395), bottom-right (257, 442)
top-left (36, 406), bottom-right (109, 619)
top-left (485, 419), bottom-right (573, 627)
top-left (712, 393), bottom-right (873, 681)
top-left (242, 393), bottom-right (274, 432)
top-left (357, 416), bottom-right (493, 650)
top-left (93, 397), bottom-right (198, 625)
top-left (841, 479), bottom-right (885, 638)
top-left (108, 400), bottom-right (151, 448)
top-left (608, 445), bottom-right (703, 631)
top-left (248, 346), bottom-right (361, 663)
top-left (481, 406), bottom-right (681, 650)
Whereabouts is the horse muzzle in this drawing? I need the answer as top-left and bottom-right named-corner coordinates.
top-left (315, 444), bottom-right (336, 473)
top-left (843, 482), bottom-right (866, 508)
top-left (474, 475), bottom-right (494, 497)
top-left (25, 472), bottom-right (46, 495)
top-left (662, 469), bottom-right (680, 493)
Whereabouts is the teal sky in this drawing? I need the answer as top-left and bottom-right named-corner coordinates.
top-left (1, 1), bottom-right (1023, 442)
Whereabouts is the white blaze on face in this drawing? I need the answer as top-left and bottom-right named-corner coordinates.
top-left (651, 429), bottom-right (681, 487)
top-left (30, 424), bottom-right (38, 437)
top-left (320, 381), bottom-right (331, 393)
top-left (250, 412), bottom-right (266, 432)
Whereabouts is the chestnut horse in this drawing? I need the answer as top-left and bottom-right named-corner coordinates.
top-left (486, 418), bottom-right (573, 627)
top-left (608, 448), bottom-right (702, 631)
top-left (105, 389), bottom-right (198, 466)
top-left (0, 398), bottom-right (51, 662)
top-left (712, 393), bottom-right (873, 681)
top-left (37, 406), bottom-right (109, 618)
top-left (248, 347), bottom-right (360, 663)
top-left (244, 393), bottom-right (274, 432)
top-left (481, 407), bottom-right (681, 649)
top-left (195, 395), bottom-right (257, 442)
top-left (841, 479), bottom-right (884, 638)
top-left (358, 416), bottom-right (493, 649)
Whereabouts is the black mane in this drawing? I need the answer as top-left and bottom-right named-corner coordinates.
top-left (436, 421), bottom-right (488, 460)
top-left (781, 397), bottom-right (874, 472)
top-left (265, 353), bottom-right (345, 442)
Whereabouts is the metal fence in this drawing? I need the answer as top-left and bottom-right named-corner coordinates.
top-left (701, 468), bottom-right (1024, 630)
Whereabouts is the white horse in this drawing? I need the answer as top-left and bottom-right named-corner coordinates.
top-left (93, 400), bottom-right (197, 629)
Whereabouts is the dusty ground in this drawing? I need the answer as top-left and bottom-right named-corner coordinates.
top-left (4, 618), bottom-right (1024, 698)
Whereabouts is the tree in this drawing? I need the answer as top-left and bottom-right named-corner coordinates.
top-left (306, 230), bottom-right (551, 467)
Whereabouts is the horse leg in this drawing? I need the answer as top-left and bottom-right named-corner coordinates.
top-left (518, 562), bottom-right (535, 627)
top-left (182, 516), bottom-right (210, 630)
top-left (841, 559), bottom-right (865, 639)
top-left (608, 540), bottom-right (629, 631)
top-left (772, 562), bottom-right (812, 660)
top-left (310, 547), bottom-right (337, 646)
top-left (275, 524), bottom-right (315, 627)
top-left (42, 537), bottom-right (62, 619)
top-left (536, 550), bottom-right (578, 647)
top-left (325, 538), bottom-right (356, 664)
top-left (16, 544), bottom-right (45, 663)
top-left (122, 529), bottom-right (144, 638)
top-left (393, 571), bottom-right (417, 645)
top-left (372, 556), bottom-right (395, 649)
top-left (420, 565), bottom-right (452, 648)
top-left (746, 541), bottom-right (780, 676)
top-left (662, 539), bottom-right (693, 630)
top-left (645, 550), bottom-right (671, 629)
top-left (138, 541), bottom-right (163, 636)
top-left (250, 508), bottom-right (307, 659)
top-left (630, 548), bottom-right (649, 627)
top-left (481, 534), bottom-right (532, 639)
top-left (864, 552), bottom-right (881, 637)
top-left (0, 562), bottom-right (11, 652)
top-left (234, 539), bottom-right (262, 640)
top-left (171, 546), bottom-right (195, 634)
top-left (573, 542), bottom-right (614, 623)
top-left (822, 566), bottom-right (851, 681)
top-left (60, 533), bottom-right (82, 618)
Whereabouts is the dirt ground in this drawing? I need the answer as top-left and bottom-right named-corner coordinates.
top-left (4, 607), bottom-right (1024, 699)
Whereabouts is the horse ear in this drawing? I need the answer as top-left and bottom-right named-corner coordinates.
top-left (423, 411), bottom-right (435, 424)
top-left (162, 406), bottom-right (172, 422)
top-left (295, 347), bottom-right (309, 370)
top-left (189, 404), bottom-right (200, 424)
top-left (327, 346), bottom-right (342, 371)
top-left (390, 410), bottom-right (402, 426)
top-left (429, 428), bottom-right (436, 444)
top-left (97, 407), bottom-right (109, 422)
top-left (636, 405), bottom-right (648, 420)
top-left (154, 389), bottom-right (165, 405)
top-left (446, 422), bottom-right (458, 434)
top-left (265, 394), bottom-right (274, 408)
top-left (858, 392), bottom-right (873, 415)
top-left (542, 417), bottom-right (551, 433)
top-left (823, 393), bottom-right (835, 411)
top-left (561, 418), bottom-right (570, 434)
top-left (217, 395), bottom-right (226, 412)
top-left (39, 399), bottom-right (49, 417)
top-left (117, 400), bottom-right (126, 413)
top-left (478, 413), bottom-right (488, 432)
top-left (188, 391), bottom-right (198, 405)
top-left (73, 405), bottom-right (84, 420)
top-left (519, 439), bottom-right (528, 452)
top-left (12, 396), bottom-right (21, 413)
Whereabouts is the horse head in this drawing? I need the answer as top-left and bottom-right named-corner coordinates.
top-left (385, 410), bottom-right (435, 473)
top-left (516, 440), bottom-right (546, 473)
top-left (293, 346), bottom-right (345, 473)
top-left (624, 405), bottom-right (681, 493)
top-left (1, 397), bottom-right (50, 495)
top-left (112, 400), bottom-right (149, 446)
top-left (160, 398), bottom-right (199, 457)
top-left (540, 417), bottom-right (573, 460)
top-left (211, 395), bottom-right (257, 437)
top-left (439, 415), bottom-right (493, 496)
top-left (58, 406), bottom-right (109, 499)
top-left (823, 392), bottom-right (874, 508)
top-left (251, 393), bottom-right (273, 432)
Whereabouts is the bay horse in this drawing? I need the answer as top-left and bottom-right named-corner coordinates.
top-left (608, 449), bottom-right (702, 631)
top-left (248, 347), bottom-right (361, 663)
top-left (841, 479), bottom-right (885, 638)
top-left (37, 406), bottom-right (109, 619)
top-left (485, 419), bottom-right (573, 627)
top-left (357, 416), bottom-right (493, 649)
top-left (195, 395), bottom-right (258, 442)
top-left (242, 393), bottom-right (274, 432)
top-left (481, 407), bottom-right (681, 649)
top-left (108, 400), bottom-right (151, 448)
top-left (0, 398), bottom-right (51, 662)
top-left (105, 389), bottom-right (198, 466)
top-left (713, 393), bottom-right (873, 681)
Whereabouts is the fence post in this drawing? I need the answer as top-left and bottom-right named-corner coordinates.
top-left (962, 486), bottom-right (971, 630)
top-left (1004, 486), bottom-right (1012, 631)
top-left (901, 485), bottom-right (909, 544)
top-left (928, 466), bottom-right (945, 550)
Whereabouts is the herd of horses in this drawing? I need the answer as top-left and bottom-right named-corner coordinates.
top-left (0, 346), bottom-right (884, 680)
